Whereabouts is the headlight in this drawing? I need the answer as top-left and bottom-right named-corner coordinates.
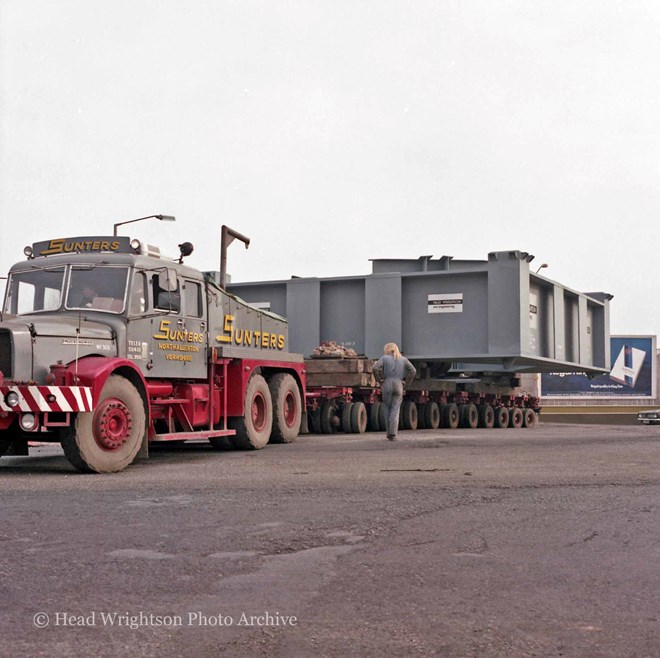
top-left (19, 413), bottom-right (37, 431)
top-left (5, 391), bottom-right (20, 407)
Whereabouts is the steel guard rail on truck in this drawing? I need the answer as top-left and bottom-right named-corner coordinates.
top-left (0, 385), bottom-right (93, 413)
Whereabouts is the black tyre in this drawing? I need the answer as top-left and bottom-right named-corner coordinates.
top-left (231, 374), bottom-right (273, 449)
top-left (60, 374), bottom-right (146, 473)
top-left (508, 407), bottom-right (524, 429)
top-left (268, 373), bottom-right (302, 443)
top-left (378, 403), bottom-right (388, 432)
top-left (350, 401), bottom-right (368, 433)
top-left (320, 402), bottom-right (338, 434)
top-left (522, 408), bottom-right (537, 428)
top-left (308, 407), bottom-right (322, 434)
top-left (401, 400), bottom-right (418, 430)
top-left (494, 406), bottom-right (509, 428)
top-left (341, 403), bottom-right (354, 433)
top-left (459, 403), bottom-right (478, 429)
top-left (0, 432), bottom-right (12, 458)
top-left (299, 412), bottom-right (309, 435)
top-left (478, 404), bottom-right (495, 429)
top-left (442, 403), bottom-right (459, 429)
top-left (423, 402), bottom-right (441, 430)
top-left (209, 435), bottom-right (235, 450)
top-left (368, 402), bottom-right (382, 432)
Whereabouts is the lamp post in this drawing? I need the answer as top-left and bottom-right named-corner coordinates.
top-left (113, 214), bottom-right (176, 236)
top-left (535, 263), bottom-right (548, 274)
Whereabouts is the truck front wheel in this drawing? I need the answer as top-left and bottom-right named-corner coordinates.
top-left (60, 375), bottom-right (146, 473)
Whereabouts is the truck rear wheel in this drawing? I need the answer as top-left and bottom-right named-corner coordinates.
top-left (60, 374), bottom-right (146, 473)
top-left (231, 374), bottom-right (273, 449)
top-left (268, 373), bottom-right (302, 443)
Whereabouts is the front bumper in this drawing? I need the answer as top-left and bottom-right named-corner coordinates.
top-left (637, 410), bottom-right (660, 425)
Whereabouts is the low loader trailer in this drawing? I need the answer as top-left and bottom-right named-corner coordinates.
top-left (302, 354), bottom-right (539, 434)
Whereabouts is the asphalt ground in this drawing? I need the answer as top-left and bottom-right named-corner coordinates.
top-left (0, 423), bottom-right (658, 657)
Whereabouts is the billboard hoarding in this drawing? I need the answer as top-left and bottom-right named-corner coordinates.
top-left (541, 335), bottom-right (656, 399)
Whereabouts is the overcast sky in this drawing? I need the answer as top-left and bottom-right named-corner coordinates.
top-left (1, 1), bottom-right (659, 338)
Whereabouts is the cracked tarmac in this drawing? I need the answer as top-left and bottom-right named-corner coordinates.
top-left (0, 423), bottom-right (658, 657)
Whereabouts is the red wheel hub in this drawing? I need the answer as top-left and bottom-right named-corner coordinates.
top-left (93, 397), bottom-right (133, 451)
top-left (283, 391), bottom-right (297, 427)
top-left (251, 393), bottom-right (267, 431)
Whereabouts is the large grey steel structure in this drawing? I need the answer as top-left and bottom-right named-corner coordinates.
top-left (228, 250), bottom-right (612, 376)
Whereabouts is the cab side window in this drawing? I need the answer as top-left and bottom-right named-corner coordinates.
top-left (184, 281), bottom-right (202, 318)
top-left (152, 274), bottom-right (180, 313)
top-left (129, 272), bottom-right (148, 315)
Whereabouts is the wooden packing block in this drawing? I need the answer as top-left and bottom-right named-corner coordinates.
top-left (305, 372), bottom-right (377, 388)
top-left (304, 358), bottom-right (373, 374)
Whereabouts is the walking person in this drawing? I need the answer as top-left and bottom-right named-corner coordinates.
top-left (373, 343), bottom-right (416, 440)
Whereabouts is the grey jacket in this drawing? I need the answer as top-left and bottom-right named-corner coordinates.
top-left (373, 354), bottom-right (416, 385)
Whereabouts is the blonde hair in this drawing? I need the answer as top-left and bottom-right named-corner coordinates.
top-left (384, 342), bottom-right (401, 359)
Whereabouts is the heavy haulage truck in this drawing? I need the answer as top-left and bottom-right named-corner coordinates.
top-left (0, 227), bottom-right (306, 472)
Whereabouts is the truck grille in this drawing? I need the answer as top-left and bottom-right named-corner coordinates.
top-left (0, 330), bottom-right (12, 379)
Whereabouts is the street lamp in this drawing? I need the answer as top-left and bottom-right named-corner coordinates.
top-left (113, 214), bottom-right (176, 236)
top-left (535, 263), bottom-right (549, 274)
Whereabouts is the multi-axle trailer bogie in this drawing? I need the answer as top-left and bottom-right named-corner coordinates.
top-left (304, 385), bottom-right (539, 435)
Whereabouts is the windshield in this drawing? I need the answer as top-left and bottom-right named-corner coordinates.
top-left (4, 266), bottom-right (129, 315)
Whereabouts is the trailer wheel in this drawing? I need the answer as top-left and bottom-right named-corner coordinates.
top-left (442, 403), bottom-right (459, 429)
top-left (459, 403), bottom-right (478, 429)
top-left (522, 408), bottom-right (537, 428)
top-left (231, 374), bottom-right (273, 449)
top-left (308, 407), bottom-right (322, 434)
top-left (350, 401), bottom-right (368, 433)
top-left (268, 373), bottom-right (302, 443)
top-left (478, 404), bottom-right (495, 429)
top-left (423, 402), bottom-right (441, 430)
top-left (508, 407), bottom-right (524, 429)
top-left (319, 402), bottom-right (338, 434)
top-left (378, 403), bottom-right (388, 432)
top-left (341, 403), bottom-right (354, 433)
top-left (368, 402), bottom-right (382, 431)
top-left (60, 374), bottom-right (145, 473)
top-left (494, 406), bottom-right (509, 428)
top-left (401, 400), bottom-right (418, 430)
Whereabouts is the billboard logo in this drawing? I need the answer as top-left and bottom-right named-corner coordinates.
top-left (609, 345), bottom-right (645, 388)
